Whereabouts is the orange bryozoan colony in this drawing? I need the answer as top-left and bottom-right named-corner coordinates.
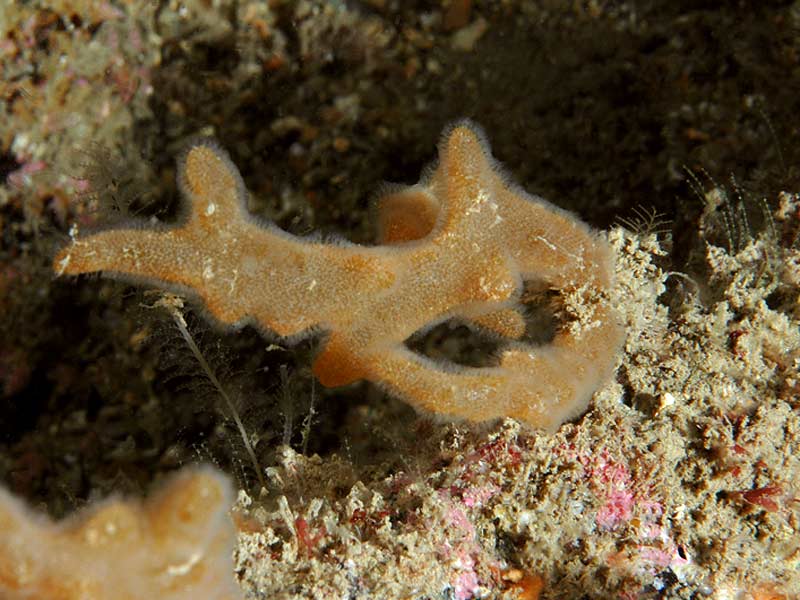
top-left (54, 121), bottom-right (621, 430)
top-left (0, 467), bottom-right (242, 600)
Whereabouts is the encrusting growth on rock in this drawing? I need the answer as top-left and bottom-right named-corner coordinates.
top-left (0, 466), bottom-right (242, 600)
top-left (54, 121), bottom-right (621, 430)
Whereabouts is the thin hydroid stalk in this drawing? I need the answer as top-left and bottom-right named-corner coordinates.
top-left (158, 295), bottom-right (266, 492)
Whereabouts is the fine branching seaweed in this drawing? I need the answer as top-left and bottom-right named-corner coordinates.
top-left (74, 142), bottom-right (163, 222)
top-left (616, 205), bottom-right (672, 238)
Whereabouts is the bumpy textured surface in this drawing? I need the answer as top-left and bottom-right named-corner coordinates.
top-left (0, 466), bottom-right (242, 600)
top-left (54, 121), bottom-right (620, 430)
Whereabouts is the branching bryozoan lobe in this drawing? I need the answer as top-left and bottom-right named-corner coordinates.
top-left (54, 121), bottom-right (622, 430)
